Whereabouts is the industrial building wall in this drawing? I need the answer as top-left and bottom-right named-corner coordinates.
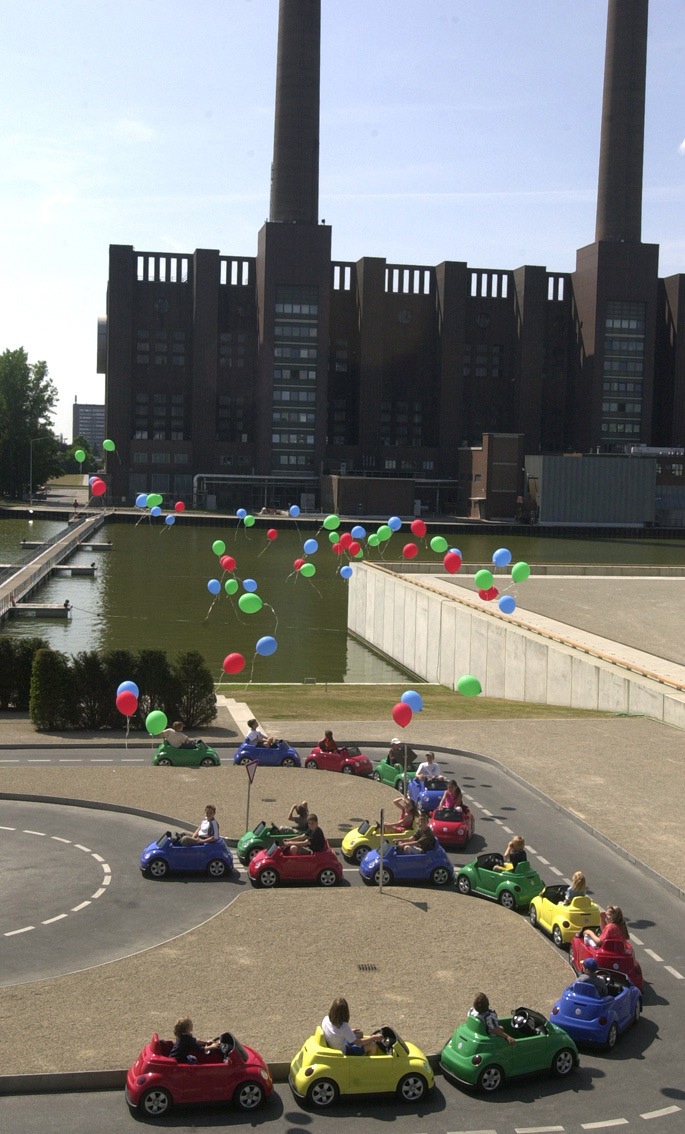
top-left (526, 454), bottom-right (656, 525)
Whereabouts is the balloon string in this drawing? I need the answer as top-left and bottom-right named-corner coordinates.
top-left (264, 603), bottom-right (279, 634)
top-left (203, 596), bottom-right (220, 622)
top-left (307, 580), bottom-right (323, 599)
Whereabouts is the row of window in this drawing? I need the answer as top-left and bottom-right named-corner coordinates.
top-left (275, 325), bottom-right (317, 339)
top-left (274, 453), bottom-right (315, 467)
top-left (274, 303), bottom-right (318, 315)
top-left (602, 402), bottom-right (642, 414)
top-left (604, 338), bottom-right (645, 353)
top-left (602, 381), bottom-right (642, 394)
top-left (273, 390), bottom-right (316, 403)
top-left (132, 452), bottom-right (189, 464)
top-left (133, 430), bottom-right (186, 440)
top-left (272, 432), bottom-right (315, 446)
top-left (601, 422), bottom-right (641, 434)
top-left (273, 368), bottom-right (317, 383)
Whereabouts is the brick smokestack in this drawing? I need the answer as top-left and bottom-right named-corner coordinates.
top-left (595, 0), bottom-right (649, 243)
top-left (269, 0), bottom-right (321, 224)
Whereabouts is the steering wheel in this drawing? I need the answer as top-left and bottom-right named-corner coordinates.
top-left (512, 1010), bottom-right (529, 1030)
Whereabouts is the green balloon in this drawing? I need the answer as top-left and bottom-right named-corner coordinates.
top-left (146, 709), bottom-right (168, 735)
top-left (300, 562), bottom-right (316, 577)
top-left (212, 540), bottom-right (226, 556)
top-left (377, 524), bottom-right (392, 542)
top-left (102, 438), bottom-right (115, 452)
top-left (74, 449), bottom-right (86, 463)
top-left (323, 514), bottom-right (340, 531)
top-left (474, 568), bottom-right (494, 589)
top-left (224, 578), bottom-right (238, 595)
top-left (148, 493), bottom-right (163, 507)
top-left (354, 548), bottom-right (364, 559)
top-left (367, 534), bottom-right (379, 548)
top-left (511, 561), bottom-right (531, 583)
top-left (328, 531), bottom-right (338, 544)
top-left (430, 535), bottom-right (448, 553)
top-left (244, 514), bottom-right (255, 527)
top-left (238, 592), bottom-right (262, 614)
top-left (457, 674), bottom-right (482, 698)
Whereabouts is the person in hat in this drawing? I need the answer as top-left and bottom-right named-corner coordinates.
top-left (577, 956), bottom-right (603, 991)
top-left (386, 738), bottom-right (404, 766)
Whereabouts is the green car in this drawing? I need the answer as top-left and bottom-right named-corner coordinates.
top-left (455, 852), bottom-right (543, 910)
top-left (152, 741), bottom-right (221, 768)
top-left (236, 820), bottom-right (297, 864)
top-left (371, 756), bottom-right (418, 792)
top-left (440, 1006), bottom-right (578, 1093)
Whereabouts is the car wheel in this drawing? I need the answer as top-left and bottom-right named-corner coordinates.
top-left (498, 889), bottom-right (516, 910)
top-left (552, 924), bottom-right (565, 948)
top-left (397, 1073), bottom-right (427, 1103)
top-left (552, 1048), bottom-right (576, 1077)
top-left (373, 867), bottom-right (392, 885)
top-left (353, 845), bottom-right (370, 864)
top-left (156, 757), bottom-right (172, 766)
top-left (148, 858), bottom-right (168, 879)
top-left (257, 868), bottom-right (279, 888)
top-left (233, 1080), bottom-right (265, 1110)
top-left (307, 1077), bottom-right (339, 1109)
top-left (477, 1064), bottom-right (503, 1093)
top-left (634, 998), bottom-right (642, 1026)
top-left (206, 859), bottom-right (227, 878)
top-left (529, 905), bottom-right (538, 927)
top-left (394, 777), bottom-right (406, 791)
top-left (238, 755), bottom-right (251, 765)
top-left (431, 866), bottom-right (451, 886)
top-left (342, 764), bottom-right (354, 774)
top-left (305, 759), bottom-right (318, 769)
top-left (281, 756), bottom-right (296, 767)
top-left (318, 868), bottom-right (338, 887)
top-left (456, 874), bottom-right (472, 895)
top-left (606, 1022), bottom-right (618, 1050)
top-left (247, 846), bottom-right (262, 862)
top-left (200, 756), bottom-right (216, 767)
top-left (140, 1087), bottom-right (172, 1116)
top-left (372, 771), bottom-right (381, 781)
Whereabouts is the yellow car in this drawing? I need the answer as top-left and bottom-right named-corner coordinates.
top-left (341, 819), bottom-right (416, 864)
top-left (529, 884), bottom-right (601, 948)
top-left (289, 1025), bottom-right (434, 1109)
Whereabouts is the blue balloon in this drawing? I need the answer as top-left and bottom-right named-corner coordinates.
top-left (351, 525), bottom-right (366, 540)
top-left (117, 680), bottom-right (139, 698)
top-left (150, 506), bottom-right (161, 517)
top-left (303, 538), bottom-right (318, 555)
top-left (388, 515), bottom-right (402, 532)
top-left (207, 579), bottom-right (221, 595)
top-left (450, 547), bottom-right (462, 557)
top-left (256, 635), bottom-right (278, 657)
top-left (340, 565), bottom-right (353, 579)
top-left (498, 594), bottom-right (516, 614)
top-left (289, 504), bottom-right (300, 517)
top-left (164, 514), bottom-right (175, 525)
top-left (492, 547), bottom-right (513, 568)
top-left (243, 578), bottom-right (258, 592)
top-left (236, 508), bottom-right (247, 519)
top-left (401, 689), bottom-right (423, 713)
top-left (135, 493), bottom-right (148, 508)
top-left (89, 476), bottom-right (97, 486)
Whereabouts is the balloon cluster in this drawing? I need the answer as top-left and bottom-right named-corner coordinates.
top-left (391, 688), bottom-right (423, 729)
top-left (115, 679), bottom-right (139, 717)
top-left (133, 492), bottom-right (186, 526)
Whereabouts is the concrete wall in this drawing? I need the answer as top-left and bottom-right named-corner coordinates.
top-left (347, 562), bottom-right (685, 728)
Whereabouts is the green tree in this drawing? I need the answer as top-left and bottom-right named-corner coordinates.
top-left (29, 648), bottom-right (78, 730)
top-left (0, 637), bottom-right (49, 710)
top-left (72, 650), bottom-right (112, 728)
top-left (0, 348), bottom-right (61, 498)
top-left (135, 649), bottom-right (177, 730)
top-left (172, 651), bottom-right (217, 728)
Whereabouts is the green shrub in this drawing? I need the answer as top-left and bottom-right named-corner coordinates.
top-left (171, 651), bottom-right (217, 728)
top-left (29, 648), bottom-right (79, 730)
top-left (0, 636), bottom-right (48, 710)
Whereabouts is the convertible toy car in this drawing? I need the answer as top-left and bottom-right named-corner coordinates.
top-left (551, 969), bottom-right (642, 1049)
top-left (440, 1006), bottom-right (578, 1093)
top-left (289, 1025), bottom-right (434, 1109)
top-left (248, 842), bottom-right (343, 888)
top-left (236, 820), bottom-right (299, 864)
top-left (359, 841), bottom-right (454, 887)
top-left (456, 852), bottom-right (543, 910)
top-left (570, 931), bottom-right (644, 990)
top-left (408, 775), bottom-right (449, 814)
top-left (126, 1030), bottom-right (272, 1117)
top-left (305, 745), bottom-right (373, 776)
top-left (429, 806), bottom-right (475, 850)
top-left (341, 819), bottom-right (417, 864)
top-left (233, 739), bottom-right (301, 768)
top-left (529, 884), bottom-right (601, 947)
top-left (371, 755), bottom-right (418, 792)
top-left (153, 741), bottom-right (221, 768)
top-left (140, 832), bottom-right (234, 879)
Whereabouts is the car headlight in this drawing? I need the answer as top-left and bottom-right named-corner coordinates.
top-left (260, 1068), bottom-right (269, 1080)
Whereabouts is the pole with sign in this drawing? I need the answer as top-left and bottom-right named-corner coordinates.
top-left (244, 759), bottom-right (259, 832)
top-left (378, 807), bottom-right (385, 895)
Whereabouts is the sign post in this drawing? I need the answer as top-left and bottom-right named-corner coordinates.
top-left (378, 807), bottom-right (385, 895)
top-left (244, 760), bottom-right (259, 833)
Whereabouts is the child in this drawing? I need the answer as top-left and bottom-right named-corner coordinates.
top-left (169, 1017), bottom-right (219, 1062)
top-left (563, 871), bottom-right (587, 904)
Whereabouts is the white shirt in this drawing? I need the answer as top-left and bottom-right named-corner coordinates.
top-left (160, 728), bottom-right (187, 749)
top-left (416, 760), bottom-right (440, 779)
top-left (322, 1015), bottom-right (357, 1052)
top-left (246, 727), bottom-right (266, 744)
top-left (198, 817), bottom-right (219, 840)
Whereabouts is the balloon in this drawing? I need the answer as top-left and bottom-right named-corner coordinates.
top-left (430, 535), bottom-right (448, 553)
top-left (117, 680), bottom-right (139, 698)
top-left (511, 561), bottom-right (531, 583)
top-left (212, 540), bottom-right (226, 556)
top-left (351, 525), bottom-right (366, 540)
top-left (293, 558), bottom-right (305, 570)
top-left (323, 514), bottom-right (341, 531)
top-left (333, 542), bottom-right (343, 555)
top-left (444, 551), bottom-right (461, 573)
top-left (256, 635), bottom-right (278, 657)
top-left (222, 652), bottom-right (245, 674)
top-left (146, 709), bottom-right (168, 735)
top-left (148, 493), bottom-right (163, 507)
top-left (116, 690), bottom-right (138, 716)
top-left (478, 586), bottom-right (499, 601)
top-left (267, 528), bottom-right (278, 541)
top-left (135, 493), bottom-right (148, 508)
top-left (103, 438), bottom-right (116, 452)
top-left (353, 548), bottom-right (364, 559)
top-left (339, 532), bottom-right (353, 549)
top-left (303, 538), bottom-right (318, 555)
top-left (174, 501), bottom-right (185, 513)
top-left (368, 534), bottom-right (380, 548)
top-left (492, 547), bottom-right (512, 568)
top-left (74, 449), bottom-right (86, 463)
top-left (164, 514), bottom-right (175, 526)
top-left (224, 578), bottom-right (239, 595)
top-left (91, 479), bottom-right (106, 497)
top-left (498, 594), bottom-right (517, 614)
top-left (377, 524), bottom-right (392, 542)
top-left (289, 504), bottom-right (300, 518)
top-left (457, 674), bottom-right (482, 698)
top-left (348, 540), bottom-right (361, 556)
top-left (401, 689), bottom-right (423, 713)
top-left (410, 519), bottom-right (426, 537)
top-left (388, 515), bottom-right (402, 532)
top-left (391, 701), bottom-right (413, 729)
top-left (474, 568), bottom-right (494, 590)
top-left (243, 578), bottom-right (258, 592)
top-left (328, 531), bottom-right (338, 545)
top-left (450, 547), bottom-right (463, 558)
top-left (207, 578), bottom-right (221, 595)
top-left (150, 506), bottom-right (161, 517)
top-left (89, 476), bottom-right (97, 486)
top-left (340, 565), bottom-right (353, 579)
top-left (220, 554), bottom-right (236, 571)
top-left (238, 593), bottom-right (263, 614)
top-left (236, 508), bottom-right (247, 519)
top-left (403, 542), bottom-right (418, 559)
top-left (244, 514), bottom-right (255, 527)
top-left (300, 562), bottom-right (316, 577)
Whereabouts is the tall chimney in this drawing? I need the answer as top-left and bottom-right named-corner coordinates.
top-left (595, 0), bottom-right (649, 243)
top-left (269, 0), bottom-right (320, 224)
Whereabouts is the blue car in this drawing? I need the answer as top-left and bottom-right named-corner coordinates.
top-left (551, 969), bottom-right (642, 1050)
top-left (408, 775), bottom-right (449, 814)
top-left (233, 740), bottom-right (301, 768)
top-left (140, 832), bottom-right (234, 879)
top-left (359, 842), bottom-right (454, 887)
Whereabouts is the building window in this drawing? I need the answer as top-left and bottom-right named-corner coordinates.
top-left (133, 453), bottom-right (148, 464)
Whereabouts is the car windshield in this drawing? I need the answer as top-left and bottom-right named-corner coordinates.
top-left (357, 820), bottom-right (370, 835)
top-left (266, 843), bottom-right (278, 855)
top-left (233, 1038), bottom-right (249, 1062)
top-left (156, 833), bottom-right (170, 847)
top-left (253, 822), bottom-right (266, 836)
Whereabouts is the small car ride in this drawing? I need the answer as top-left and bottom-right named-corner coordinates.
top-left (126, 1030), bottom-right (272, 1117)
top-left (440, 1006), bottom-right (578, 1093)
top-left (237, 820), bottom-right (298, 865)
top-left (371, 755), bottom-right (418, 792)
top-left (289, 1025), bottom-right (434, 1109)
top-left (341, 819), bottom-right (417, 864)
top-left (408, 776), bottom-right (449, 814)
top-left (139, 832), bottom-right (234, 879)
top-left (429, 806), bottom-right (475, 850)
top-left (153, 741), bottom-right (220, 768)
top-left (571, 931), bottom-right (644, 990)
top-left (359, 842), bottom-right (454, 887)
top-left (551, 969), bottom-right (642, 1049)
top-left (456, 852), bottom-right (543, 910)
top-left (248, 842), bottom-right (343, 888)
top-left (233, 739), bottom-right (301, 768)
top-left (529, 884), bottom-right (602, 948)
top-left (305, 745), bottom-right (372, 776)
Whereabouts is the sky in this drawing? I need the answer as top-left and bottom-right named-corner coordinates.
top-left (1, 0), bottom-right (683, 440)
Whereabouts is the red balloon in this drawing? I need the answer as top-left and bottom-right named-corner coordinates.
top-left (174, 501), bottom-right (186, 513)
top-left (91, 479), bottom-right (106, 497)
top-left (332, 542), bottom-right (344, 555)
top-left (348, 540), bottom-right (361, 556)
top-left (391, 701), bottom-right (413, 729)
top-left (294, 558), bottom-right (305, 570)
top-left (115, 690), bottom-right (138, 716)
top-left (220, 554), bottom-right (236, 572)
top-left (443, 551), bottom-right (462, 574)
top-left (410, 519), bottom-right (426, 537)
top-left (478, 586), bottom-right (499, 601)
top-left (222, 652), bottom-right (245, 674)
top-left (403, 542), bottom-right (418, 559)
top-left (267, 528), bottom-right (278, 541)
top-left (338, 532), bottom-right (353, 549)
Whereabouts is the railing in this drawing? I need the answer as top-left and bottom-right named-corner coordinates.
top-left (0, 516), bottom-right (105, 620)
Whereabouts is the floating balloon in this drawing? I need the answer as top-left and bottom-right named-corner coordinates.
top-left (410, 519), bottom-right (426, 537)
top-left (430, 535), bottom-right (448, 553)
top-left (403, 542), bottom-right (418, 559)
top-left (146, 709), bottom-right (168, 735)
top-left (150, 506), bottom-right (161, 517)
top-left (376, 524), bottom-right (392, 542)
top-left (333, 542), bottom-right (344, 555)
top-left (392, 701), bottom-right (412, 729)
top-left (224, 578), bottom-right (239, 595)
top-left (492, 547), bottom-right (512, 568)
top-left (267, 528), bottom-right (278, 541)
top-left (367, 534), bottom-right (380, 548)
top-left (339, 532), bottom-right (353, 549)
top-left (293, 558), bottom-right (305, 570)
top-left (328, 531), bottom-right (338, 545)
top-left (207, 578), bottom-right (221, 595)
top-left (91, 479), bottom-right (106, 497)
top-left (148, 493), bottom-right (163, 507)
top-left (444, 551), bottom-right (461, 574)
top-left (236, 508), bottom-right (247, 520)
top-left (340, 565), bottom-right (353, 579)
top-left (117, 680), bottom-right (139, 698)
top-left (89, 476), bottom-right (97, 486)
top-left (165, 514), bottom-right (175, 526)
top-left (244, 514), bottom-right (255, 527)
top-left (348, 540), bottom-right (361, 557)
top-left (299, 562), bottom-right (316, 577)
top-left (353, 548), bottom-right (364, 559)
top-left (135, 493), bottom-right (148, 508)
top-left (351, 525), bottom-right (366, 540)
top-left (457, 674), bottom-right (482, 697)
top-left (478, 586), bottom-right (499, 601)
top-left (474, 568), bottom-right (494, 590)
top-left (498, 594), bottom-right (517, 614)
top-left (74, 448), bottom-right (86, 464)
top-left (220, 554), bottom-right (236, 572)
top-left (289, 504), bottom-right (300, 518)
top-left (222, 652), bottom-right (245, 674)
top-left (388, 516), bottom-right (402, 532)
top-left (243, 578), bottom-right (258, 592)
top-left (238, 593), bottom-right (263, 614)
top-left (174, 501), bottom-right (186, 513)
top-left (116, 690), bottom-right (138, 716)
top-left (323, 514), bottom-right (341, 531)
top-left (450, 547), bottom-right (463, 558)
top-left (212, 540), bottom-right (226, 556)
top-left (256, 635), bottom-right (278, 657)
top-left (401, 689), bottom-right (423, 713)
top-left (511, 561), bottom-right (531, 583)
top-left (103, 438), bottom-right (116, 452)
top-left (303, 538), bottom-right (319, 555)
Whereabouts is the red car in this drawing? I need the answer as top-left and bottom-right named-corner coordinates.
top-left (305, 744), bottom-right (373, 776)
top-left (125, 1031), bottom-right (273, 1117)
top-left (248, 842), bottom-right (343, 888)
top-left (429, 805), bottom-right (475, 849)
top-left (571, 933), bottom-right (644, 991)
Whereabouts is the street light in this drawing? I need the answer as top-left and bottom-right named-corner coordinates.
top-left (29, 437), bottom-right (46, 509)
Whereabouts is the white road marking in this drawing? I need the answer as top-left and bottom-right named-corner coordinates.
top-left (121, 758), bottom-right (145, 762)
top-left (91, 853), bottom-right (105, 862)
top-left (58, 758), bottom-right (83, 763)
top-left (42, 914), bottom-right (68, 925)
top-left (581, 1121), bottom-right (629, 1129)
top-left (91, 888), bottom-right (106, 899)
top-left (641, 1105), bottom-right (682, 1119)
top-left (664, 966), bottom-right (684, 979)
top-left (27, 759), bottom-right (50, 763)
top-left (102, 863), bottom-right (111, 875)
top-left (446, 1129), bottom-right (497, 1134)
top-left (0, 759), bottom-right (19, 763)
top-left (51, 836), bottom-right (71, 843)
top-left (71, 901), bottom-right (91, 912)
top-left (630, 933), bottom-right (643, 945)
top-left (644, 948), bottom-right (663, 962)
top-left (91, 758), bottom-right (114, 763)
top-left (23, 829), bottom-right (46, 836)
top-left (101, 874), bottom-right (111, 885)
top-left (481, 808), bottom-right (492, 816)
top-left (0, 825), bottom-right (16, 830)
top-left (537, 856), bottom-right (550, 865)
top-left (550, 867), bottom-right (563, 876)
top-left (515, 1126), bottom-right (565, 1133)
top-left (502, 825), bottom-right (513, 834)
top-left (75, 844), bottom-right (91, 852)
top-left (527, 845), bottom-right (538, 853)
top-left (4, 926), bottom-right (35, 936)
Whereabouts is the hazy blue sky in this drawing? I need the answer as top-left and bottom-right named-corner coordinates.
top-left (1, 0), bottom-right (683, 438)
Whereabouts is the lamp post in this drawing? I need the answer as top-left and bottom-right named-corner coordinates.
top-left (29, 437), bottom-right (44, 508)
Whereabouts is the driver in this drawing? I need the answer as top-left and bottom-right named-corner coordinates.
top-left (322, 997), bottom-right (384, 1055)
top-left (494, 835), bottom-right (527, 871)
top-left (283, 814), bottom-right (325, 855)
top-left (577, 956), bottom-right (604, 990)
top-left (396, 813), bottom-right (436, 854)
top-left (246, 718), bottom-right (278, 747)
top-left (160, 721), bottom-right (203, 750)
top-left (415, 752), bottom-right (442, 781)
top-left (468, 994), bottom-right (515, 1047)
top-left (179, 805), bottom-right (219, 846)
top-left (170, 1017), bottom-right (221, 1062)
